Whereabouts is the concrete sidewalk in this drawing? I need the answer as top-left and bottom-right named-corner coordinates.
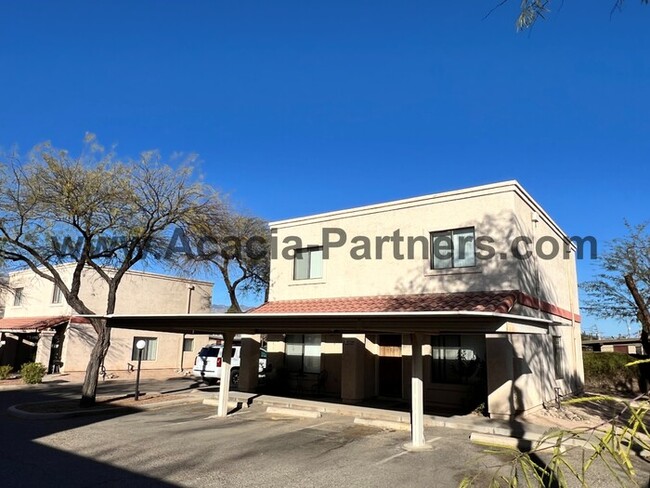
top-left (198, 390), bottom-right (553, 442)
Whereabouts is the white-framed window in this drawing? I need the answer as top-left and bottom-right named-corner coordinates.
top-left (52, 285), bottom-right (63, 304)
top-left (285, 334), bottom-right (321, 373)
top-left (553, 336), bottom-right (563, 380)
top-left (131, 337), bottom-right (158, 361)
top-left (431, 227), bottom-right (476, 269)
top-left (183, 338), bottom-right (194, 352)
top-left (13, 287), bottom-right (24, 307)
top-left (293, 247), bottom-right (323, 280)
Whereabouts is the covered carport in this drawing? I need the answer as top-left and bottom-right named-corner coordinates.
top-left (103, 310), bottom-right (551, 450)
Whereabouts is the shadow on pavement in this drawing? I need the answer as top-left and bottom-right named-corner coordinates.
top-left (0, 380), bottom-right (187, 487)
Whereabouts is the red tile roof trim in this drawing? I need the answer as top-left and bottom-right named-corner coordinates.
top-left (0, 315), bottom-right (91, 332)
top-left (0, 316), bottom-right (71, 331)
top-left (251, 291), bottom-right (519, 314)
top-left (251, 290), bottom-right (581, 323)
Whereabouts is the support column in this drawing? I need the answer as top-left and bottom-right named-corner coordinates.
top-left (485, 334), bottom-right (515, 420)
top-left (35, 330), bottom-right (55, 373)
top-left (405, 333), bottom-right (431, 451)
top-left (341, 334), bottom-right (366, 404)
top-left (217, 332), bottom-right (234, 417)
top-left (238, 334), bottom-right (261, 392)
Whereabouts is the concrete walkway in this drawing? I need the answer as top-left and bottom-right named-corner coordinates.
top-left (198, 390), bottom-right (553, 442)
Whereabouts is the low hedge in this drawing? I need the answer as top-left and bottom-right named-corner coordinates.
top-left (0, 365), bottom-right (12, 380)
top-left (20, 362), bottom-right (47, 384)
top-left (583, 352), bottom-right (642, 394)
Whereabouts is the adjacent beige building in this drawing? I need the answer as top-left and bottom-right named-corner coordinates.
top-left (0, 264), bottom-right (214, 375)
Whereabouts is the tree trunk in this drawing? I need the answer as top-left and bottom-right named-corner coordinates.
top-left (227, 287), bottom-right (242, 313)
top-left (624, 274), bottom-right (650, 355)
top-left (79, 318), bottom-right (111, 407)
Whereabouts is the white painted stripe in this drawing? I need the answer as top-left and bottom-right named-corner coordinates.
top-left (376, 451), bottom-right (408, 465)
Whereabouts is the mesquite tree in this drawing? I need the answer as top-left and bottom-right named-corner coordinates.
top-left (0, 135), bottom-right (220, 406)
top-left (582, 222), bottom-right (650, 353)
top-left (183, 205), bottom-right (270, 313)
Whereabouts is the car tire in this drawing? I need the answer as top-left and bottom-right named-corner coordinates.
top-left (230, 368), bottom-right (240, 389)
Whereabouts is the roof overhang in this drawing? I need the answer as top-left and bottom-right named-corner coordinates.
top-left (99, 311), bottom-right (552, 335)
top-left (0, 316), bottom-right (70, 334)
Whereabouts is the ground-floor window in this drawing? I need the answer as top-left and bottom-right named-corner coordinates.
top-left (285, 334), bottom-right (321, 373)
top-left (431, 335), bottom-right (485, 384)
top-left (183, 338), bottom-right (194, 352)
top-left (132, 337), bottom-right (158, 361)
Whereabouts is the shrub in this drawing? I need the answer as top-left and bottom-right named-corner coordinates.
top-left (583, 351), bottom-right (640, 393)
top-left (20, 362), bottom-right (47, 384)
top-left (0, 365), bottom-right (12, 380)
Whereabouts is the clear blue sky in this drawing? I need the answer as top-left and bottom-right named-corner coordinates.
top-left (1, 1), bottom-right (649, 335)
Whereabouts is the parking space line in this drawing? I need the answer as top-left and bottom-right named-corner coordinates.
top-left (426, 436), bottom-right (441, 444)
top-left (300, 421), bottom-right (332, 430)
top-left (376, 451), bottom-right (408, 465)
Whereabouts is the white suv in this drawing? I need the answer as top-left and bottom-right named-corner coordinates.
top-left (192, 344), bottom-right (267, 388)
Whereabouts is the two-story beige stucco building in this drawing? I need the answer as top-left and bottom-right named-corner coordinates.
top-left (0, 264), bottom-right (214, 375)
top-left (102, 181), bottom-right (584, 446)
top-left (257, 180), bottom-right (584, 419)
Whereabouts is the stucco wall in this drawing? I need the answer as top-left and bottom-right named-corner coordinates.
top-left (2, 267), bottom-right (75, 318)
top-left (61, 323), bottom-right (210, 372)
top-left (2, 264), bottom-right (214, 373)
top-left (269, 187), bottom-right (520, 301)
top-left (3, 265), bottom-right (213, 317)
top-left (268, 182), bottom-right (580, 310)
top-left (264, 182), bottom-right (584, 417)
top-left (77, 268), bottom-right (213, 315)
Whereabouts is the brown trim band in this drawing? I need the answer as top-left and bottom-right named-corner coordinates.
top-left (517, 292), bottom-right (581, 323)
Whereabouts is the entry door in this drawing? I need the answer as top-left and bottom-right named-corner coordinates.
top-left (378, 334), bottom-right (402, 398)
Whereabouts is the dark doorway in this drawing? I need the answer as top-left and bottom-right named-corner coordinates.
top-left (48, 326), bottom-right (66, 373)
top-left (378, 334), bottom-right (402, 398)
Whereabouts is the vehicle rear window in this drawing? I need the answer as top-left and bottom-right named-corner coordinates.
top-left (199, 347), bottom-right (220, 357)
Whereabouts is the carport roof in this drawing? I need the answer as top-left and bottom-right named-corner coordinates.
top-left (101, 309), bottom-right (552, 335)
top-left (0, 316), bottom-right (71, 333)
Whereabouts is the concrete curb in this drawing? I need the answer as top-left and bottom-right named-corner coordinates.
top-left (214, 392), bottom-right (560, 444)
top-left (7, 403), bottom-right (130, 420)
top-left (354, 417), bottom-right (410, 431)
top-left (7, 394), bottom-right (204, 420)
top-left (202, 398), bottom-right (248, 410)
top-left (470, 432), bottom-right (567, 453)
top-left (266, 406), bottom-right (322, 418)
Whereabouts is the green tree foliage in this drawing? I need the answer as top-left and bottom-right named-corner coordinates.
top-left (462, 394), bottom-right (650, 486)
top-left (184, 206), bottom-right (270, 313)
top-left (582, 222), bottom-right (650, 353)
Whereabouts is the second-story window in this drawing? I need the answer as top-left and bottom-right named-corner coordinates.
top-left (52, 285), bottom-right (63, 304)
top-left (13, 287), bottom-right (24, 307)
top-left (431, 227), bottom-right (476, 269)
top-left (294, 246), bottom-right (323, 280)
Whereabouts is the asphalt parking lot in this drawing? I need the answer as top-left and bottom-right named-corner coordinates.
top-left (2, 380), bottom-right (649, 487)
top-left (2, 400), bottom-right (492, 487)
